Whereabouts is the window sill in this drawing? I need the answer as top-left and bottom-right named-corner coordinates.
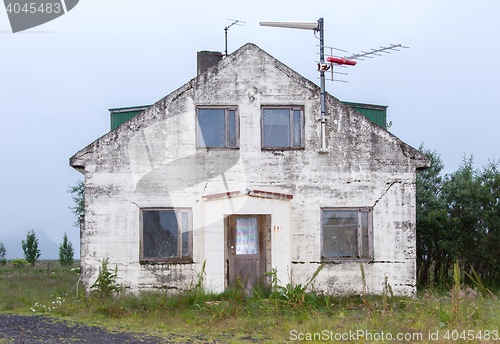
top-left (321, 257), bottom-right (373, 263)
top-left (140, 258), bottom-right (194, 265)
top-left (196, 147), bottom-right (239, 150)
top-left (261, 147), bottom-right (305, 151)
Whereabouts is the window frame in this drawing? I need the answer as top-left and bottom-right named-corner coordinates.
top-left (261, 106), bottom-right (305, 150)
top-left (320, 207), bottom-right (373, 261)
top-left (196, 106), bottom-right (239, 149)
top-left (140, 208), bottom-right (193, 263)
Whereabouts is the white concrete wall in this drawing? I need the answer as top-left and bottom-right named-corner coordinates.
top-left (72, 43), bottom-right (428, 295)
top-left (199, 195), bottom-right (291, 293)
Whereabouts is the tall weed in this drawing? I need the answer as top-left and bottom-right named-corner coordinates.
top-left (90, 258), bottom-right (120, 299)
top-left (264, 263), bottom-right (325, 312)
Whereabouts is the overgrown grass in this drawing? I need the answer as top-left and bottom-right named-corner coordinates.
top-left (0, 261), bottom-right (81, 312)
top-left (1, 261), bottom-right (500, 343)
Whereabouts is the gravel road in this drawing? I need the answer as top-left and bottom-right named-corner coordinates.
top-left (0, 314), bottom-right (262, 343)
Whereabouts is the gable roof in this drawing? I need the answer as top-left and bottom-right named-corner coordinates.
top-left (70, 43), bottom-right (430, 172)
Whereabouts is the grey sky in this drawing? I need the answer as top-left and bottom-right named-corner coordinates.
top-left (1, 0), bottom-right (498, 259)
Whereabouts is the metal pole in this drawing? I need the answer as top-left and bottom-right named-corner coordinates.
top-left (225, 27), bottom-right (228, 57)
top-left (318, 18), bottom-right (327, 151)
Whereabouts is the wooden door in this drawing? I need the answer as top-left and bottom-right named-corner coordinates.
top-left (228, 215), bottom-right (266, 291)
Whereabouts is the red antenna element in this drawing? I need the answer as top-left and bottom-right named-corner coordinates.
top-left (327, 57), bottom-right (357, 66)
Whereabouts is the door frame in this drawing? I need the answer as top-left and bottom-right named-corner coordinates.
top-left (224, 214), bottom-right (272, 289)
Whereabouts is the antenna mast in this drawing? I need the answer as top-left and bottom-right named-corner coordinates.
top-left (260, 18), bottom-right (328, 151)
top-left (318, 18), bottom-right (327, 152)
top-left (260, 19), bottom-right (407, 152)
top-left (225, 19), bottom-right (245, 57)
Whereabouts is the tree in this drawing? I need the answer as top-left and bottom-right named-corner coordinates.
top-left (22, 230), bottom-right (41, 266)
top-left (443, 157), bottom-right (500, 284)
top-left (0, 243), bottom-right (6, 265)
top-left (417, 148), bottom-right (500, 287)
top-left (59, 232), bottom-right (74, 266)
top-left (416, 145), bottom-right (452, 285)
top-left (68, 180), bottom-right (84, 227)
top-left (476, 161), bottom-right (500, 281)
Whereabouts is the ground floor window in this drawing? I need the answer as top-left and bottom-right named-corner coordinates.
top-left (140, 208), bottom-right (192, 261)
top-left (321, 208), bottom-right (373, 260)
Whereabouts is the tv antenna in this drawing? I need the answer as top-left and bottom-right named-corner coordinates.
top-left (260, 18), bottom-right (408, 152)
top-left (225, 19), bottom-right (245, 57)
top-left (322, 44), bottom-right (408, 82)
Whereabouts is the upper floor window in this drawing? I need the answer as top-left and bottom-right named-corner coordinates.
top-left (261, 106), bottom-right (304, 149)
top-left (321, 208), bottom-right (373, 260)
top-left (140, 208), bottom-right (192, 262)
top-left (197, 106), bottom-right (238, 148)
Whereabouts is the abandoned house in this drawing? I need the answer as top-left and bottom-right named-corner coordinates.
top-left (70, 43), bottom-right (430, 296)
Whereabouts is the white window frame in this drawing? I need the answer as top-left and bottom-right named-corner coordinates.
top-left (196, 106), bottom-right (239, 149)
top-left (261, 106), bottom-right (304, 149)
top-left (320, 208), bottom-right (373, 261)
top-left (140, 208), bottom-right (193, 263)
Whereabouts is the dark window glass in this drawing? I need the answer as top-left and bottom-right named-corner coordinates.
top-left (198, 109), bottom-right (225, 147)
top-left (181, 212), bottom-right (189, 257)
top-left (323, 210), bottom-right (358, 257)
top-left (263, 108), bottom-right (290, 147)
top-left (362, 211), bottom-right (369, 257)
top-left (322, 209), bottom-right (372, 259)
top-left (294, 110), bottom-right (301, 146)
top-left (142, 210), bottom-right (178, 258)
top-left (229, 110), bottom-right (236, 146)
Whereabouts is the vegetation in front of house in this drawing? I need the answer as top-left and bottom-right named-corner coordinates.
top-left (90, 258), bottom-right (120, 298)
top-left (1, 260), bottom-right (500, 343)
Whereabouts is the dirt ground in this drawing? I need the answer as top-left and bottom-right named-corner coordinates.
top-left (0, 314), bottom-right (263, 343)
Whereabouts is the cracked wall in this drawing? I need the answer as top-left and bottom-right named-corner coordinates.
top-left (72, 43), bottom-right (429, 295)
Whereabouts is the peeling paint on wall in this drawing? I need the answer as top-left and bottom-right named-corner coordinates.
top-left (70, 43), bottom-right (429, 295)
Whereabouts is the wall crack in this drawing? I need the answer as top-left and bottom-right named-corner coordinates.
top-left (373, 180), bottom-right (402, 208)
top-left (125, 199), bottom-right (140, 208)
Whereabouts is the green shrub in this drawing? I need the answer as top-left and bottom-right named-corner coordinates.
top-left (11, 258), bottom-right (28, 267)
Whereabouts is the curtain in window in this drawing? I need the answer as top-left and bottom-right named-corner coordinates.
top-left (235, 217), bottom-right (258, 255)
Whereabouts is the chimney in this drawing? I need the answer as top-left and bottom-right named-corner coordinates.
top-left (197, 51), bottom-right (223, 75)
